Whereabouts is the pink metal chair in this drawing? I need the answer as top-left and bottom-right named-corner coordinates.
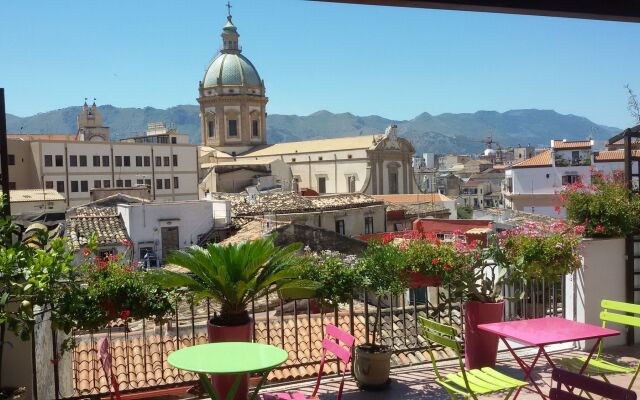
top-left (97, 337), bottom-right (121, 400)
top-left (261, 324), bottom-right (356, 400)
top-left (550, 368), bottom-right (637, 400)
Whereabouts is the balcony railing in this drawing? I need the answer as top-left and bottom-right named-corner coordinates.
top-left (41, 277), bottom-right (566, 399)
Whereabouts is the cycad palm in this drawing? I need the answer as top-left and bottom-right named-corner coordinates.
top-left (151, 236), bottom-right (316, 325)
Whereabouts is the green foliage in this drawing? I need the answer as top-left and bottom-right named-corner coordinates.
top-left (457, 206), bottom-right (473, 219)
top-left (404, 238), bottom-right (468, 281)
top-left (563, 173), bottom-right (640, 238)
top-left (358, 240), bottom-right (407, 296)
top-left (149, 235), bottom-right (319, 326)
top-left (292, 251), bottom-right (361, 305)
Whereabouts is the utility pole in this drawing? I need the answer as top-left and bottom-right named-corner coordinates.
top-left (0, 88), bottom-right (10, 217)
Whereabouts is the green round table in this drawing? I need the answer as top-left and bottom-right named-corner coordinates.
top-left (168, 342), bottom-right (288, 400)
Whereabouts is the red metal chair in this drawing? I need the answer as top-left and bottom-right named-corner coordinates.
top-left (550, 368), bottom-right (637, 400)
top-left (97, 337), bottom-right (121, 400)
top-left (261, 324), bottom-right (356, 400)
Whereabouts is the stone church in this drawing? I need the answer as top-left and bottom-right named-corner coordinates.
top-left (198, 12), bottom-right (417, 195)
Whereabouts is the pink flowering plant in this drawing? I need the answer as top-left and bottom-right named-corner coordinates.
top-left (403, 232), bottom-right (477, 282)
top-left (496, 221), bottom-right (583, 283)
top-left (561, 169), bottom-right (640, 238)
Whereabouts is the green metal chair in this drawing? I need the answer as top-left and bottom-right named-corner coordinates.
top-left (418, 316), bottom-right (528, 400)
top-left (556, 299), bottom-right (640, 390)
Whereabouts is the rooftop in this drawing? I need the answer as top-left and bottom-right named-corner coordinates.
top-left (9, 189), bottom-right (65, 203)
top-left (594, 149), bottom-right (640, 162)
top-left (551, 139), bottom-right (593, 150)
top-left (510, 150), bottom-right (552, 168)
top-left (239, 135), bottom-right (382, 157)
top-left (372, 193), bottom-right (453, 203)
top-left (65, 206), bottom-right (130, 250)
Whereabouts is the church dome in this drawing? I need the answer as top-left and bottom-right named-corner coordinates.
top-left (202, 14), bottom-right (262, 89)
top-left (203, 53), bottom-right (261, 88)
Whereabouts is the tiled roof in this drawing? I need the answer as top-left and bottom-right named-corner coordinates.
top-left (551, 140), bottom-right (592, 150)
top-left (9, 189), bottom-right (65, 203)
top-left (240, 135), bottom-right (382, 157)
top-left (372, 194), bottom-right (453, 203)
top-left (510, 150), bottom-right (552, 169)
top-left (474, 207), bottom-right (560, 227)
top-left (8, 133), bottom-right (76, 141)
top-left (594, 150), bottom-right (640, 162)
top-left (65, 207), bottom-right (130, 250)
top-left (208, 192), bottom-right (383, 216)
top-left (72, 308), bottom-right (458, 395)
top-left (385, 202), bottom-right (450, 217)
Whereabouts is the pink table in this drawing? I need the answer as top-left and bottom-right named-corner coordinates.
top-left (478, 317), bottom-right (619, 399)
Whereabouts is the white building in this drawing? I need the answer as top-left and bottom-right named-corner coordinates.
top-left (118, 199), bottom-right (231, 264)
top-left (503, 139), bottom-right (636, 217)
top-left (6, 104), bottom-right (199, 207)
top-left (9, 189), bottom-right (66, 217)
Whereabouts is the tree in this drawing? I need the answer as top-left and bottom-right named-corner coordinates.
top-left (625, 84), bottom-right (640, 124)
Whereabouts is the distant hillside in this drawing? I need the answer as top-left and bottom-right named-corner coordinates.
top-left (7, 106), bottom-right (620, 154)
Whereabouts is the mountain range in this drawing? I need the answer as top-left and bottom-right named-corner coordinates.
top-left (6, 105), bottom-right (621, 154)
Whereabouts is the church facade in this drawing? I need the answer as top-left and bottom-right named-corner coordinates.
top-left (198, 12), bottom-right (417, 195)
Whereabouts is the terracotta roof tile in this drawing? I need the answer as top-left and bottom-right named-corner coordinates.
top-left (511, 150), bottom-right (552, 168)
top-left (65, 206), bottom-right (130, 250)
top-left (551, 140), bottom-right (592, 149)
top-left (594, 149), bottom-right (640, 162)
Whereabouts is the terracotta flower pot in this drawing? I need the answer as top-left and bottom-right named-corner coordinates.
top-left (463, 300), bottom-right (504, 369)
top-left (207, 317), bottom-right (253, 400)
top-left (404, 271), bottom-right (442, 288)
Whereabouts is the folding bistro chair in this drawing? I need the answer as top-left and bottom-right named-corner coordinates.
top-left (550, 368), bottom-right (637, 400)
top-left (261, 324), bottom-right (356, 400)
top-left (418, 316), bottom-right (527, 400)
top-left (557, 300), bottom-right (640, 389)
top-left (97, 337), bottom-right (122, 400)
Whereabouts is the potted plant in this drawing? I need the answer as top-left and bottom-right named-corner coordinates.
top-left (403, 234), bottom-right (462, 288)
top-left (353, 240), bottom-right (407, 389)
top-left (150, 236), bottom-right (317, 400)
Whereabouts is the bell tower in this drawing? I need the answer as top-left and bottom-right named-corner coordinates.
top-left (76, 99), bottom-right (110, 142)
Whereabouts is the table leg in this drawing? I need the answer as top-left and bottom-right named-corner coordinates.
top-left (249, 370), bottom-right (272, 400)
top-left (198, 373), bottom-right (221, 400)
top-left (500, 337), bottom-right (548, 399)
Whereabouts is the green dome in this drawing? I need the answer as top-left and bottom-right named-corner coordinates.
top-left (203, 53), bottom-right (262, 88)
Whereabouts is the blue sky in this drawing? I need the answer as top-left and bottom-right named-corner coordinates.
top-left (1, 0), bottom-right (640, 128)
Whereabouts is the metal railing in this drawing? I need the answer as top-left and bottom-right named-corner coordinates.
top-left (45, 277), bottom-right (565, 399)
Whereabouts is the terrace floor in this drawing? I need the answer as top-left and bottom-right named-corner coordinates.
top-left (252, 344), bottom-right (639, 400)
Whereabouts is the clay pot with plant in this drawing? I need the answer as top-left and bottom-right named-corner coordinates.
top-left (150, 235), bottom-right (318, 400)
top-left (352, 241), bottom-right (407, 389)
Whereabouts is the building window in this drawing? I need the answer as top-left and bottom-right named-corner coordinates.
top-left (208, 120), bottom-right (215, 138)
top-left (93, 155), bottom-right (101, 167)
top-left (45, 181), bottom-right (53, 189)
top-left (228, 119), bottom-right (238, 137)
top-left (80, 181), bottom-right (88, 192)
top-left (102, 155), bottom-right (110, 167)
top-left (173, 176), bottom-right (179, 189)
top-left (365, 216), bottom-right (374, 234)
top-left (136, 179), bottom-right (143, 185)
top-left (116, 180), bottom-right (123, 188)
top-left (55, 155), bottom-right (63, 167)
top-left (94, 180), bottom-right (102, 189)
top-left (155, 156), bottom-right (162, 167)
top-left (144, 156), bottom-right (150, 167)
top-left (144, 179), bottom-right (151, 187)
top-left (347, 176), bottom-right (356, 193)
top-left (71, 181), bottom-right (79, 193)
top-left (164, 156), bottom-right (170, 167)
top-left (123, 156), bottom-right (131, 167)
top-left (79, 155), bottom-right (87, 167)
top-left (56, 181), bottom-right (64, 193)
top-left (171, 137), bottom-right (177, 144)
top-left (172, 154), bottom-right (178, 166)
top-left (318, 177), bottom-right (327, 194)
top-left (562, 175), bottom-right (581, 185)
top-left (115, 156), bottom-right (122, 167)
top-left (318, 156), bottom-right (323, 161)
top-left (136, 156), bottom-right (143, 167)
top-left (251, 120), bottom-right (259, 137)
top-left (69, 155), bottom-right (78, 167)
top-left (164, 178), bottom-right (171, 189)
top-left (44, 155), bottom-right (53, 167)
top-left (291, 158), bottom-right (296, 162)
top-left (103, 180), bottom-right (111, 188)
top-left (389, 171), bottom-right (399, 194)
top-left (7, 154), bottom-right (15, 165)
top-left (335, 220), bottom-right (345, 236)
top-left (156, 179), bottom-right (163, 189)
top-left (347, 154), bottom-right (353, 159)
top-left (124, 180), bottom-right (132, 188)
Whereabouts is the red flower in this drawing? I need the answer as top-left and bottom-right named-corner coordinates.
top-left (442, 264), bottom-right (452, 271)
top-left (120, 239), bottom-right (133, 247)
top-left (554, 205), bottom-right (561, 214)
top-left (431, 257), bottom-right (440, 265)
top-left (82, 247), bottom-right (92, 256)
top-left (119, 310), bottom-right (131, 320)
top-left (595, 225), bottom-right (605, 233)
top-left (97, 260), bottom-right (108, 270)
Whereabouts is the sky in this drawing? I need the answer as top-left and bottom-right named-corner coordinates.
top-left (1, 0), bottom-right (640, 128)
